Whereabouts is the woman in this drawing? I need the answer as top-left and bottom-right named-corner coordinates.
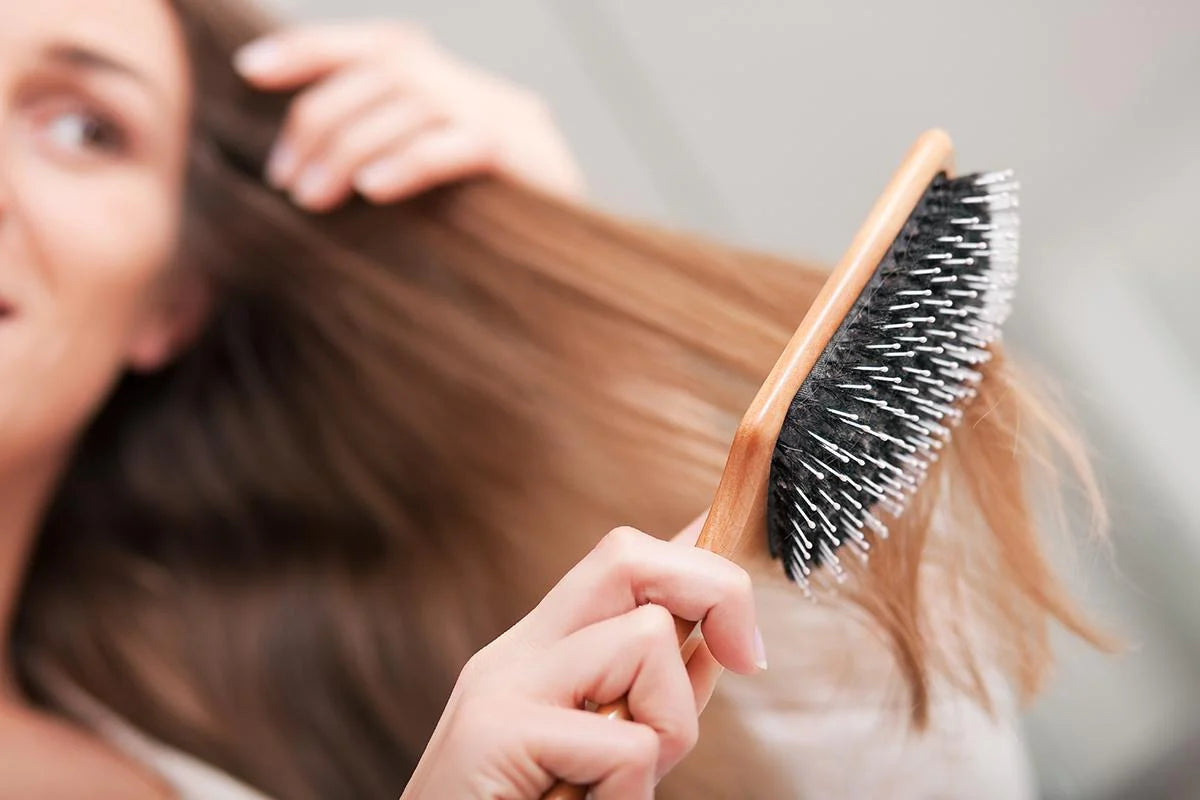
top-left (1, 0), bottom-right (1105, 797)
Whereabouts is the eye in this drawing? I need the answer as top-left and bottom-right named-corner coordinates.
top-left (40, 105), bottom-right (128, 156)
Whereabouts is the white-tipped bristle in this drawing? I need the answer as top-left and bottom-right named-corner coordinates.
top-left (767, 169), bottom-right (1020, 589)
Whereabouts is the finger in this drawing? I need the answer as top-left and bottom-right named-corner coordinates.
top-left (668, 508), bottom-right (727, 709)
top-left (266, 65), bottom-right (398, 190)
top-left (522, 526), bottom-right (764, 675)
top-left (526, 706), bottom-right (657, 800)
top-left (662, 511), bottom-right (709, 652)
top-left (528, 604), bottom-right (698, 777)
top-left (685, 637), bottom-right (724, 714)
top-left (353, 124), bottom-right (499, 204)
top-left (288, 98), bottom-right (445, 212)
top-left (233, 21), bottom-right (430, 90)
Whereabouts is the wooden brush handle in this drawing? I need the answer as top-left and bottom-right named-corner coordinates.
top-left (541, 615), bottom-right (701, 799)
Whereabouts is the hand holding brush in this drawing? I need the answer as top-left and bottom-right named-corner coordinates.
top-left (401, 519), bottom-right (765, 799)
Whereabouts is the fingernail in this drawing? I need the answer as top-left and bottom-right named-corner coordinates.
top-left (234, 40), bottom-right (282, 75)
top-left (266, 143), bottom-right (297, 187)
top-left (293, 164), bottom-right (331, 206)
top-left (753, 626), bottom-right (768, 671)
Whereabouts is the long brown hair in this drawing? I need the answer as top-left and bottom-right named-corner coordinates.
top-left (12, 1), bottom-right (1108, 797)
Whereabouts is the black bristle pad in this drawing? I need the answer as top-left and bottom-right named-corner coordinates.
top-left (766, 170), bottom-right (1019, 590)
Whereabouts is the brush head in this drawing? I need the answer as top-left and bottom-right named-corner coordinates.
top-left (766, 170), bottom-right (1018, 591)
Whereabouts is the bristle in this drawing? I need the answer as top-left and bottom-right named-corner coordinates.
top-left (767, 170), bottom-right (1019, 590)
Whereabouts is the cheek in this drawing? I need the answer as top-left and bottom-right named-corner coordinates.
top-left (38, 168), bottom-right (181, 336)
top-left (0, 162), bottom-right (183, 468)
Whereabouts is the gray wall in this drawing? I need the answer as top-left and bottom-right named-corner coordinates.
top-left (269, 1), bottom-right (1200, 797)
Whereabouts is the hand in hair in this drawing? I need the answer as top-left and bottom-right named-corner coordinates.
top-left (233, 20), bottom-right (586, 212)
top-left (400, 523), bottom-right (766, 800)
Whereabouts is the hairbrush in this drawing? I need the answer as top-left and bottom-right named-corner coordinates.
top-left (545, 128), bottom-right (1018, 799)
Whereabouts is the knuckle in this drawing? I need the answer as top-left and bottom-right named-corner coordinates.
top-left (457, 652), bottom-right (484, 685)
top-left (458, 645), bottom-right (496, 685)
top-left (455, 649), bottom-right (518, 706)
top-left (598, 525), bottom-right (644, 558)
top-left (594, 526), bottom-right (646, 578)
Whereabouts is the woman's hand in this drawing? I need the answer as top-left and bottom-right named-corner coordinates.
top-left (401, 524), bottom-right (767, 800)
top-left (233, 21), bottom-right (586, 212)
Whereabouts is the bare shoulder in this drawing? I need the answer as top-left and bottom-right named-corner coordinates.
top-left (0, 703), bottom-right (172, 800)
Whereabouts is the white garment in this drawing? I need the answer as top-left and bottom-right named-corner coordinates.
top-left (44, 672), bottom-right (272, 800)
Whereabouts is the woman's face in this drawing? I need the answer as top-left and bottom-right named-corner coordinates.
top-left (0, 0), bottom-right (195, 472)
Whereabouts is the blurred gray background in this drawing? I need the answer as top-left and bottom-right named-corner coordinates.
top-left (271, 1), bottom-right (1200, 797)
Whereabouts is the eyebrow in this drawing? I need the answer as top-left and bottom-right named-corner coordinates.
top-left (40, 42), bottom-right (165, 102)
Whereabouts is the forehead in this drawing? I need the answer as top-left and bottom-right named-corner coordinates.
top-left (0, 0), bottom-right (190, 112)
